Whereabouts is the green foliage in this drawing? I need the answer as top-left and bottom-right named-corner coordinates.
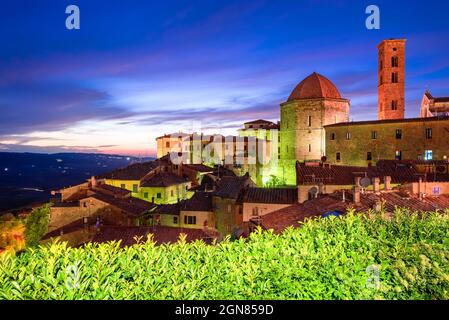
top-left (1, 208), bottom-right (449, 300)
top-left (24, 204), bottom-right (51, 247)
top-left (264, 175), bottom-right (287, 188)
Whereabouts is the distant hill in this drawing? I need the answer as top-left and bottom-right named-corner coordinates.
top-left (0, 152), bottom-right (154, 213)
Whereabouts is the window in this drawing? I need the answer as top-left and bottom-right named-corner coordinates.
top-left (132, 184), bottom-right (138, 193)
top-left (391, 100), bottom-right (398, 110)
top-left (173, 216), bottom-right (178, 224)
top-left (336, 152), bottom-right (341, 162)
top-left (371, 131), bottom-right (378, 139)
top-left (143, 192), bottom-right (148, 199)
top-left (170, 190), bottom-right (174, 197)
top-left (379, 60), bottom-right (383, 70)
top-left (156, 193), bottom-right (162, 199)
top-left (227, 204), bottom-right (232, 213)
top-left (393, 47), bottom-right (397, 51)
top-left (308, 144), bottom-right (312, 153)
top-left (308, 116), bottom-right (312, 127)
top-left (425, 150), bottom-right (433, 161)
top-left (184, 215), bottom-right (196, 225)
top-left (432, 186), bottom-right (441, 196)
top-left (120, 183), bottom-right (126, 189)
top-left (166, 141), bottom-right (170, 148)
top-left (395, 129), bottom-right (402, 139)
top-left (391, 56), bottom-right (399, 67)
top-left (346, 132), bottom-right (351, 140)
top-left (330, 133), bottom-right (336, 140)
top-left (395, 150), bottom-right (402, 160)
top-left (380, 76), bottom-right (383, 85)
top-left (392, 72), bottom-right (399, 83)
top-left (367, 152), bottom-right (372, 161)
top-left (426, 128), bottom-right (432, 139)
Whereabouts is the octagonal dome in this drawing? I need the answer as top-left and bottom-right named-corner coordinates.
top-left (288, 72), bottom-right (342, 101)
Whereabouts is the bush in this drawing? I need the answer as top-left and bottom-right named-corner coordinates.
top-left (1, 208), bottom-right (449, 300)
top-left (24, 204), bottom-right (51, 247)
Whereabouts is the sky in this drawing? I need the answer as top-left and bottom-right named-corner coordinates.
top-left (1, 0), bottom-right (449, 157)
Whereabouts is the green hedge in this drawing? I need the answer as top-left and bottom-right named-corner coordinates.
top-left (1, 209), bottom-right (449, 300)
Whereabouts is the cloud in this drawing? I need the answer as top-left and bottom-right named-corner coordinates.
top-left (0, 82), bottom-right (135, 135)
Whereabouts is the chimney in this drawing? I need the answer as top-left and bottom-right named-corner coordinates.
top-left (373, 177), bottom-right (380, 194)
top-left (353, 186), bottom-right (361, 204)
top-left (418, 177), bottom-right (424, 200)
top-left (318, 183), bottom-right (325, 195)
top-left (384, 176), bottom-right (391, 190)
top-left (91, 176), bottom-right (97, 187)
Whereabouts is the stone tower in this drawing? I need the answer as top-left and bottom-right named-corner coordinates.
top-left (378, 39), bottom-right (406, 120)
top-left (279, 72), bottom-right (350, 185)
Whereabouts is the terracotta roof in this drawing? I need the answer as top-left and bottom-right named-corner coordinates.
top-left (98, 161), bottom-right (158, 180)
top-left (324, 115), bottom-right (449, 127)
top-left (181, 192), bottom-right (213, 212)
top-left (244, 119), bottom-right (275, 125)
top-left (93, 184), bottom-right (130, 197)
top-left (183, 164), bottom-right (214, 173)
top-left (91, 225), bottom-right (214, 246)
top-left (288, 72), bottom-right (343, 101)
top-left (141, 172), bottom-right (188, 188)
top-left (150, 203), bottom-right (180, 215)
top-left (242, 187), bottom-right (298, 204)
top-left (259, 191), bottom-right (449, 233)
top-left (89, 193), bottom-right (154, 217)
top-left (214, 173), bottom-right (254, 199)
top-left (296, 161), bottom-right (449, 185)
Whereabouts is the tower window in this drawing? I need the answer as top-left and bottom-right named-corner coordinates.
top-left (395, 129), bottom-right (402, 139)
top-left (308, 116), bottom-right (312, 127)
top-left (308, 144), bottom-right (311, 153)
top-left (426, 128), bottom-right (432, 139)
top-left (391, 56), bottom-right (399, 67)
top-left (371, 131), bottom-right (378, 139)
top-left (379, 76), bottom-right (383, 85)
top-left (395, 150), bottom-right (402, 160)
top-left (425, 150), bottom-right (433, 161)
top-left (336, 152), bottom-right (341, 162)
top-left (346, 132), bottom-right (351, 140)
top-left (367, 152), bottom-right (372, 161)
top-left (392, 72), bottom-right (399, 83)
top-left (391, 100), bottom-right (398, 110)
top-left (330, 133), bottom-right (336, 140)
top-left (393, 47), bottom-right (397, 51)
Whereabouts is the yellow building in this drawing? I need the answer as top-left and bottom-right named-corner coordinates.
top-left (139, 172), bottom-right (191, 204)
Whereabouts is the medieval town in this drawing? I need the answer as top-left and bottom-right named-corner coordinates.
top-left (44, 39), bottom-right (449, 246)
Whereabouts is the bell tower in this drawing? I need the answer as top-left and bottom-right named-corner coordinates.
top-left (377, 39), bottom-right (406, 120)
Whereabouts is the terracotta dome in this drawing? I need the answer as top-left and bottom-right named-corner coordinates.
top-left (287, 72), bottom-right (342, 101)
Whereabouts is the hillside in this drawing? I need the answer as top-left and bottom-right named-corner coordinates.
top-left (0, 152), bottom-right (153, 213)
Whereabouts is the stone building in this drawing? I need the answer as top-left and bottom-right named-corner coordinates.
top-left (325, 116), bottom-right (449, 166)
top-left (279, 72), bottom-right (350, 184)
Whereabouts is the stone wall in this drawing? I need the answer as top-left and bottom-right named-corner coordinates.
top-left (325, 118), bottom-right (449, 166)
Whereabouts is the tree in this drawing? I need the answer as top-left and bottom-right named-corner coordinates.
top-left (0, 214), bottom-right (26, 255)
top-left (24, 204), bottom-right (51, 247)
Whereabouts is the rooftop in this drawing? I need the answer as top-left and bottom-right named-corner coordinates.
top-left (214, 173), bottom-right (254, 199)
top-left (91, 225), bottom-right (215, 246)
top-left (258, 190), bottom-right (449, 233)
top-left (98, 161), bottom-right (158, 180)
top-left (287, 72), bottom-right (344, 101)
top-left (241, 187), bottom-right (298, 204)
top-left (141, 172), bottom-right (188, 188)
